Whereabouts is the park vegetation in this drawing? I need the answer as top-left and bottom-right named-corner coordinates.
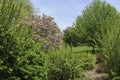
top-left (63, 0), bottom-right (120, 80)
top-left (0, 0), bottom-right (120, 80)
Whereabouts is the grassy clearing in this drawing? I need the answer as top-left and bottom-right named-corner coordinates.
top-left (72, 46), bottom-right (93, 53)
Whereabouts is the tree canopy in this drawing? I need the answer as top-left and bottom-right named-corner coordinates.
top-left (73, 0), bottom-right (119, 48)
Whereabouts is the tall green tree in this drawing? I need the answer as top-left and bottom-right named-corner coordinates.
top-left (63, 27), bottom-right (81, 47)
top-left (74, 0), bottom-right (120, 79)
top-left (74, 0), bottom-right (119, 48)
top-left (16, 0), bottom-right (34, 24)
top-left (95, 13), bottom-right (120, 79)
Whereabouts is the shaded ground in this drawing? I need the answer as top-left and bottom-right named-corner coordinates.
top-left (82, 67), bottom-right (108, 80)
top-left (82, 54), bottom-right (109, 80)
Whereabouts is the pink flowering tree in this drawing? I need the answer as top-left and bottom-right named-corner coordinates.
top-left (30, 14), bottom-right (62, 52)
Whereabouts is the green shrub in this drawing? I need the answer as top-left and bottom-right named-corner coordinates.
top-left (47, 47), bottom-right (95, 80)
top-left (0, 0), bottom-right (47, 79)
top-left (112, 77), bottom-right (120, 80)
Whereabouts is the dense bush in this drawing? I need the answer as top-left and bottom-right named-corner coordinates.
top-left (0, 0), bottom-right (47, 79)
top-left (47, 47), bottom-right (95, 80)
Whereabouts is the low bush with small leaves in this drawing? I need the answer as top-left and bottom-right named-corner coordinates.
top-left (47, 47), bottom-right (95, 80)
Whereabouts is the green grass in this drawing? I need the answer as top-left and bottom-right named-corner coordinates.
top-left (72, 46), bottom-right (93, 52)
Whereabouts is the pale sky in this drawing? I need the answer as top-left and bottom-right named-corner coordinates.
top-left (30, 0), bottom-right (120, 31)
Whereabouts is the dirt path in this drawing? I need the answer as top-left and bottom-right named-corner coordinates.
top-left (83, 68), bottom-right (108, 80)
